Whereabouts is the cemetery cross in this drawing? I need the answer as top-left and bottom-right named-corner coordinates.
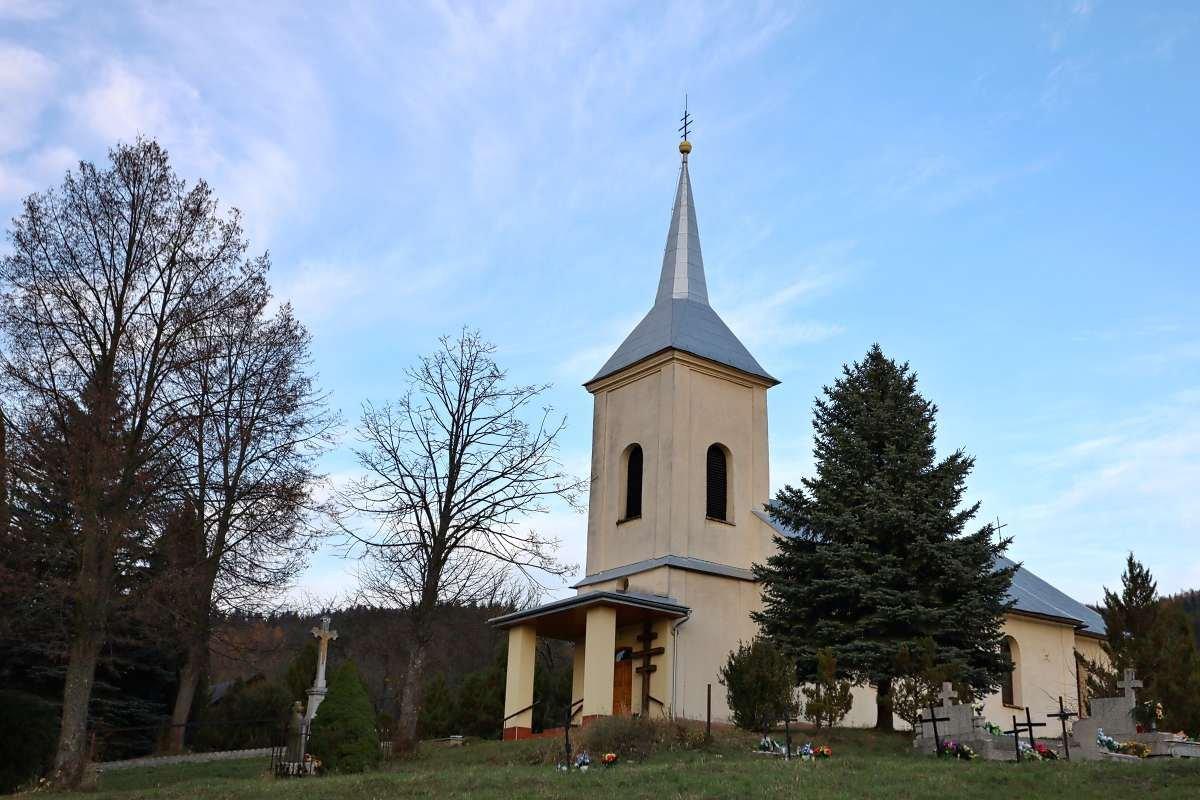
top-left (923, 703), bottom-right (951, 756)
top-left (1117, 669), bottom-right (1143, 707)
top-left (1022, 706), bottom-right (1047, 749)
top-left (631, 623), bottom-right (665, 716)
top-left (1046, 696), bottom-right (1078, 761)
top-left (562, 701), bottom-right (572, 768)
top-left (1004, 716), bottom-right (1023, 762)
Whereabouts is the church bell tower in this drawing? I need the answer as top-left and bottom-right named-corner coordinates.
top-left (579, 132), bottom-right (779, 589)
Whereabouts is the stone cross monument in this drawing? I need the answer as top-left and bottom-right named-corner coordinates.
top-left (305, 616), bottom-right (339, 723)
top-left (1116, 668), bottom-right (1143, 710)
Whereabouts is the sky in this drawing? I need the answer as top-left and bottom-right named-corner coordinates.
top-left (2, 1), bottom-right (1198, 607)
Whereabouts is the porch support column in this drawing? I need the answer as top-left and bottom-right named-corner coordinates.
top-left (582, 605), bottom-right (616, 722)
top-left (502, 624), bottom-right (537, 740)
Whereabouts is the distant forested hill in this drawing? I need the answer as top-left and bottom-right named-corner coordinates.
top-left (1173, 589), bottom-right (1200, 645)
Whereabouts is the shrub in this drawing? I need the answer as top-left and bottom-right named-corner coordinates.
top-left (308, 662), bottom-right (381, 773)
top-left (891, 640), bottom-right (967, 727)
top-left (0, 691), bottom-right (58, 793)
top-left (577, 716), bottom-right (708, 762)
top-left (800, 648), bottom-right (854, 728)
top-left (719, 638), bottom-right (797, 733)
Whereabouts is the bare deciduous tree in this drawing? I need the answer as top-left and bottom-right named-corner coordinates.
top-left (336, 330), bottom-right (583, 742)
top-left (0, 139), bottom-right (255, 785)
top-left (155, 280), bottom-right (336, 751)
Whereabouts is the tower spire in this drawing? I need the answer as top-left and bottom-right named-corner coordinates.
top-left (588, 104), bottom-right (776, 387)
top-left (658, 102), bottom-right (705, 304)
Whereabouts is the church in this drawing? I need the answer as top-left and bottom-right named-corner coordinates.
top-left (491, 136), bottom-right (1107, 737)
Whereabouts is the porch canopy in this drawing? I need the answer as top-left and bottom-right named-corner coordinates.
top-left (489, 589), bottom-right (688, 638)
top-left (489, 590), bottom-right (689, 738)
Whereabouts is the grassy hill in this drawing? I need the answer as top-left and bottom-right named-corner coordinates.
top-left (30, 727), bottom-right (1200, 800)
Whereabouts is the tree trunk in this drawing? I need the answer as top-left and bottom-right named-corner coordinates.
top-left (875, 677), bottom-right (894, 731)
top-left (52, 512), bottom-right (115, 788)
top-left (397, 638), bottom-right (428, 744)
top-left (51, 626), bottom-right (104, 786)
top-left (168, 636), bottom-right (208, 753)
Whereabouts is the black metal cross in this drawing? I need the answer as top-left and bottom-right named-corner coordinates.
top-left (1022, 706), bottom-right (1047, 749)
top-left (1003, 715), bottom-right (1023, 762)
top-left (1046, 696), bottom-right (1078, 761)
top-left (678, 95), bottom-right (693, 141)
top-left (922, 703), bottom-right (951, 756)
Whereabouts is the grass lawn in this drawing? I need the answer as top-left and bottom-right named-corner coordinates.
top-left (31, 727), bottom-right (1200, 799)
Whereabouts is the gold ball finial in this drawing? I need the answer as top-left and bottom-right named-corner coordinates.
top-left (679, 139), bottom-right (692, 155)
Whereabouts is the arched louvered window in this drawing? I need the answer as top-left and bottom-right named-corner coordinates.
top-left (1000, 637), bottom-right (1021, 707)
top-left (705, 444), bottom-right (728, 521)
top-left (624, 444), bottom-right (643, 520)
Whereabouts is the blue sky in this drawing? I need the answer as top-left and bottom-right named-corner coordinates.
top-left (2, 1), bottom-right (1198, 605)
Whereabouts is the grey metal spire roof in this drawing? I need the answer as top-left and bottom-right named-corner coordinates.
top-left (589, 152), bottom-right (776, 386)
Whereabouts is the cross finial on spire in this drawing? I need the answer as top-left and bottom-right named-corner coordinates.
top-left (678, 95), bottom-right (693, 159)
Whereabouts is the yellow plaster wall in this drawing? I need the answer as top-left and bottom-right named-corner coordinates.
top-left (667, 569), bottom-right (764, 722)
top-left (580, 563), bottom-right (768, 723)
top-left (584, 352), bottom-right (775, 577)
top-left (1074, 634), bottom-right (1107, 717)
top-left (839, 613), bottom-right (1095, 730)
top-left (980, 614), bottom-right (1084, 727)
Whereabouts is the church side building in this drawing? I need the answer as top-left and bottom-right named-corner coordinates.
top-left (491, 138), bottom-right (1106, 738)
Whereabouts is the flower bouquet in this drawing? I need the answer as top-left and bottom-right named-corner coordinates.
top-left (757, 736), bottom-right (786, 755)
top-left (941, 740), bottom-right (977, 760)
top-left (983, 721), bottom-right (1004, 737)
top-left (1097, 729), bottom-right (1120, 753)
top-left (814, 744), bottom-right (832, 759)
top-left (1018, 742), bottom-right (1043, 761)
top-left (574, 751), bottom-right (592, 771)
top-left (601, 753), bottom-right (618, 768)
top-left (1118, 741), bottom-right (1151, 758)
top-left (1033, 742), bottom-right (1058, 760)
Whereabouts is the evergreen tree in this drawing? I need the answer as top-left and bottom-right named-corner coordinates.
top-left (1090, 554), bottom-right (1200, 734)
top-left (456, 649), bottom-right (506, 739)
top-left (1148, 602), bottom-right (1200, 735)
top-left (754, 345), bottom-right (1015, 730)
top-left (800, 648), bottom-right (853, 729)
top-left (417, 674), bottom-right (458, 738)
top-left (1172, 589), bottom-right (1200, 646)
top-left (718, 638), bottom-right (797, 735)
top-left (308, 662), bottom-right (381, 773)
top-left (284, 642), bottom-right (319, 705)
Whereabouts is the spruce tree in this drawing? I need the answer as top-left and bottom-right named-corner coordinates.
top-left (753, 345), bottom-right (1015, 730)
top-left (308, 662), bottom-right (381, 773)
top-left (1091, 554), bottom-right (1200, 734)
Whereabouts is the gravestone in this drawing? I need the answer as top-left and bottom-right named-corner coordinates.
top-left (1073, 669), bottom-right (1140, 761)
top-left (918, 683), bottom-right (981, 741)
top-left (913, 682), bottom-right (1017, 759)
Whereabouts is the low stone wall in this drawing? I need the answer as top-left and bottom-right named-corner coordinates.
top-left (98, 747), bottom-right (271, 771)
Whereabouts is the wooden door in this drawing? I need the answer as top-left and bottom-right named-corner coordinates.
top-left (613, 659), bottom-right (633, 716)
